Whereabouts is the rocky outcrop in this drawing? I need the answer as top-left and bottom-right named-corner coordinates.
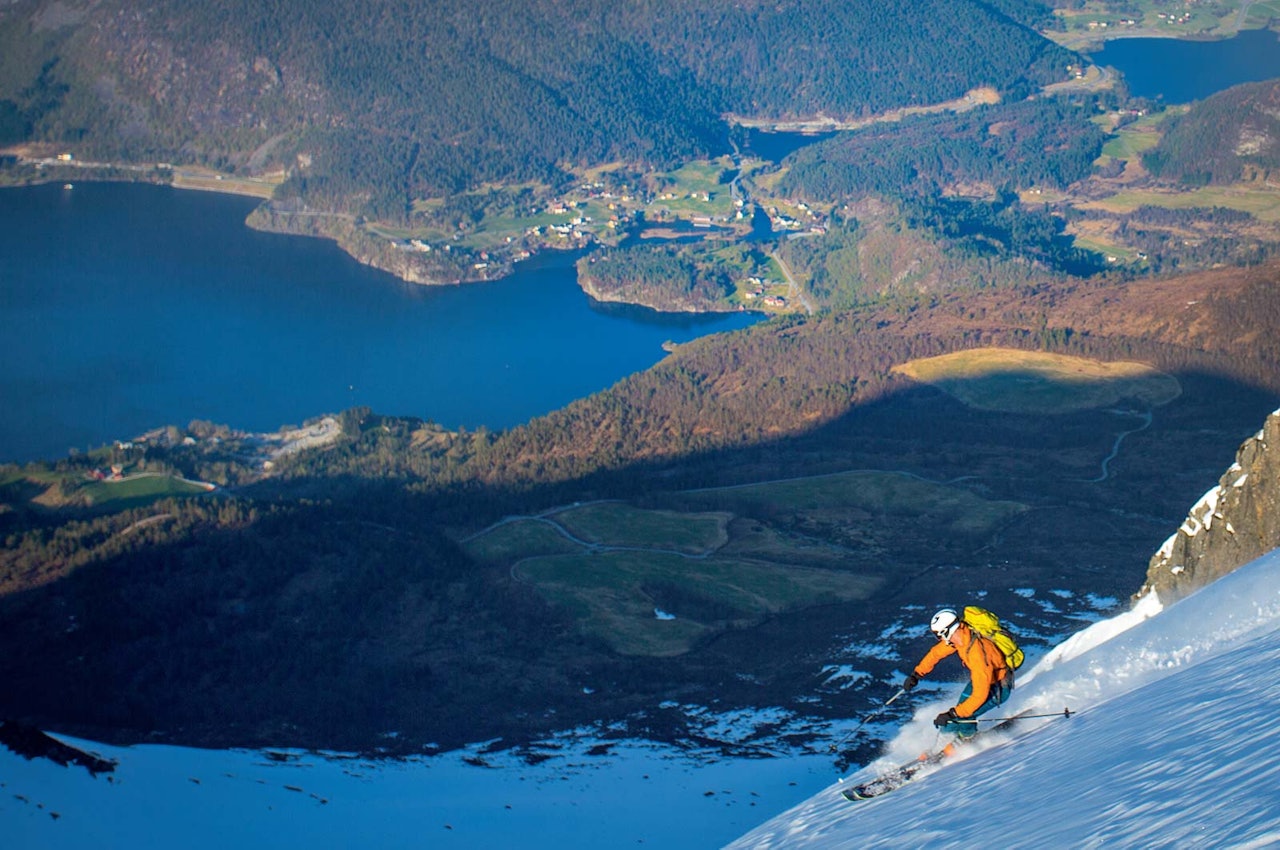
top-left (0, 720), bottom-right (115, 775)
top-left (1137, 408), bottom-right (1280, 604)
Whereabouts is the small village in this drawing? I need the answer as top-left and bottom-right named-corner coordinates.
top-left (376, 154), bottom-right (831, 313)
top-left (1059, 0), bottom-right (1229, 39)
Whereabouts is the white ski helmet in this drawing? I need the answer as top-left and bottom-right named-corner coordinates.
top-left (930, 608), bottom-right (961, 642)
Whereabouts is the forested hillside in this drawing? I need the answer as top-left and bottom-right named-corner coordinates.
top-left (774, 97), bottom-right (1111, 276)
top-left (269, 258), bottom-right (1280, 516)
top-left (781, 98), bottom-right (1107, 200)
top-left (6, 257), bottom-right (1280, 754)
top-left (0, 0), bottom-right (1072, 218)
top-left (16, 0), bottom-right (1280, 761)
top-left (1143, 78), bottom-right (1280, 185)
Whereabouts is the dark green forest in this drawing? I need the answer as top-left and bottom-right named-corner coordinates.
top-left (0, 0), bottom-right (1073, 218)
top-left (781, 98), bottom-right (1108, 200)
top-left (577, 244), bottom-right (733, 311)
top-left (1143, 79), bottom-right (1280, 185)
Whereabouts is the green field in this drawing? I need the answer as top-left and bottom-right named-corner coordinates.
top-left (1083, 185), bottom-right (1280, 223)
top-left (461, 519), bottom-right (583, 565)
top-left (1092, 108), bottom-right (1177, 166)
top-left (683, 470), bottom-right (1027, 538)
top-left (647, 158), bottom-right (738, 219)
top-left (1071, 233), bottom-right (1140, 263)
top-left (1054, 0), bottom-right (1236, 36)
top-left (467, 468), bottom-right (1027, 655)
top-left (517, 550), bottom-right (879, 656)
top-left (895, 348), bottom-right (1182, 414)
top-left (1100, 128), bottom-right (1160, 161)
top-left (657, 159), bottom-right (734, 196)
top-left (554, 502), bottom-right (730, 554)
top-left (463, 503), bottom-right (732, 564)
top-left (79, 475), bottom-right (211, 509)
top-left (1245, 0), bottom-right (1280, 26)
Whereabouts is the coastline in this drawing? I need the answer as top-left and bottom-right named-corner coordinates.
top-left (0, 148), bottom-right (283, 200)
top-left (1043, 6), bottom-right (1276, 52)
top-left (1053, 27), bottom-right (1248, 52)
top-left (0, 167), bottom-right (743, 315)
top-left (725, 86), bottom-right (1001, 134)
top-left (0, 155), bottom-right (529, 290)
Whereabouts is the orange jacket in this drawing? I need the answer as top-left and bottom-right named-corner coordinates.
top-left (912, 622), bottom-right (1010, 718)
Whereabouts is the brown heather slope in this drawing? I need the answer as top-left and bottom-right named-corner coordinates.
top-left (1045, 262), bottom-right (1278, 353)
top-left (465, 262), bottom-right (1280, 495)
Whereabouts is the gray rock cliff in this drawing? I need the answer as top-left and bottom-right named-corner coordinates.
top-left (1137, 408), bottom-right (1280, 604)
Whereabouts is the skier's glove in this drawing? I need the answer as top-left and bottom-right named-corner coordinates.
top-left (933, 709), bottom-right (956, 728)
top-left (903, 673), bottom-right (919, 692)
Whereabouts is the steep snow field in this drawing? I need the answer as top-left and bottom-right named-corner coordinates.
top-left (727, 547), bottom-right (1280, 849)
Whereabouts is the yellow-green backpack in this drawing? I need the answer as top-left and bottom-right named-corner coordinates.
top-left (963, 605), bottom-right (1025, 670)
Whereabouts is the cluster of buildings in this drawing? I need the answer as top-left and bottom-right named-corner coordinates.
top-left (1085, 18), bottom-right (1137, 29)
top-left (768, 201), bottom-right (827, 234)
top-left (740, 277), bottom-right (788, 308)
top-left (1084, 11), bottom-right (1193, 30)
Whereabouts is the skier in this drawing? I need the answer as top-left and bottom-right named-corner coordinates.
top-left (901, 608), bottom-right (1012, 737)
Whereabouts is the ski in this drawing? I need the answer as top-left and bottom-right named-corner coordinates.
top-left (841, 708), bottom-right (1051, 801)
top-left (841, 747), bottom-right (950, 800)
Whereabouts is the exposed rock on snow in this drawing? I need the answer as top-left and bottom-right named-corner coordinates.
top-left (1138, 408), bottom-right (1280, 604)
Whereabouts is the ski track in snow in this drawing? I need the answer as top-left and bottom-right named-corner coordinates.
top-left (727, 547), bottom-right (1280, 849)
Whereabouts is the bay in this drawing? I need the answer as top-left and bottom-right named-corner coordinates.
top-left (0, 182), bottom-right (759, 464)
top-left (1090, 27), bottom-right (1280, 103)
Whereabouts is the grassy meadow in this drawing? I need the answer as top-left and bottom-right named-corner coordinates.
top-left (515, 550), bottom-right (879, 656)
top-left (78, 474), bottom-right (212, 509)
top-left (1080, 185), bottom-right (1280, 223)
top-left (893, 348), bottom-right (1182, 414)
top-left (459, 348), bottom-right (1181, 659)
top-left (464, 470), bottom-right (1028, 655)
top-left (553, 502), bottom-right (731, 554)
top-left (677, 471), bottom-right (1026, 538)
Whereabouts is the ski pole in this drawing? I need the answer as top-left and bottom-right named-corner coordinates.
top-left (955, 708), bottom-right (1073, 724)
top-left (829, 688), bottom-right (907, 753)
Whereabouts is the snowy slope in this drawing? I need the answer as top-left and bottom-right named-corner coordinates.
top-left (727, 547), bottom-right (1280, 849)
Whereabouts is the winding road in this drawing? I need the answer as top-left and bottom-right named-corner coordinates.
top-left (1089, 409), bottom-right (1154, 483)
